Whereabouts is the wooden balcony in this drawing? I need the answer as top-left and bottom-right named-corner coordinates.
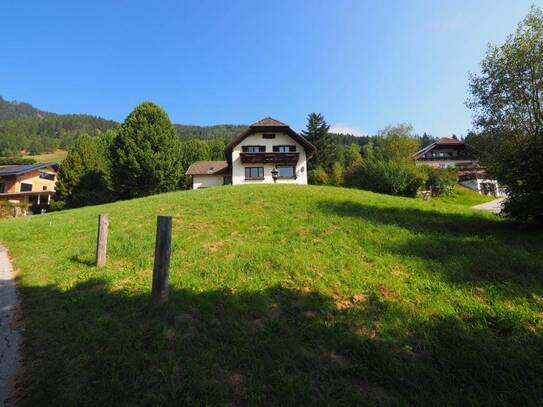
top-left (240, 152), bottom-right (299, 164)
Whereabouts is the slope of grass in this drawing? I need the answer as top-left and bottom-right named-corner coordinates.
top-left (427, 185), bottom-right (497, 207)
top-left (22, 149), bottom-right (67, 163)
top-left (1, 185), bottom-right (542, 406)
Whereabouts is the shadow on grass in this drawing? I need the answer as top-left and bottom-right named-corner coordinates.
top-left (317, 200), bottom-right (543, 289)
top-left (68, 255), bottom-right (96, 267)
top-left (14, 278), bottom-right (543, 406)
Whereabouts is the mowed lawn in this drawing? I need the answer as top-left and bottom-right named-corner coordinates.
top-left (1, 185), bottom-right (542, 406)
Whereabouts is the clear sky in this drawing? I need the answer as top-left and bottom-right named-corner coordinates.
top-left (1, 1), bottom-right (541, 136)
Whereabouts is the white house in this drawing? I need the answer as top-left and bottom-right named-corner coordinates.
top-left (415, 137), bottom-right (502, 196)
top-left (186, 117), bottom-right (316, 188)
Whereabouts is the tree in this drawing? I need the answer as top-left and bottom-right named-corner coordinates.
top-left (369, 124), bottom-right (421, 163)
top-left (56, 132), bottom-right (115, 208)
top-left (467, 6), bottom-right (543, 223)
top-left (208, 138), bottom-right (226, 160)
top-left (345, 124), bottom-right (424, 197)
top-left (110, 102), bottom-right (182, 198)
top-left (302, 113), bottom-right (338, 172)
top-left (343, 143), bottom-right (363, 170)
top-left (178, 139), bottom-right (212, 189)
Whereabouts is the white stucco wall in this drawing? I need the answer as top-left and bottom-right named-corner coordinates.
top-left (460, 179), bottom-right (502, 196)
top-left (231, 132), bottom-right (308, 185)
top-left (192, 175), bottom-right (225, 189)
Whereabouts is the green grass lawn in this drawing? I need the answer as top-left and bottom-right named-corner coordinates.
top-left (426, 185), bottom-right (497, 207)
top-left (21, 149), bottom-right (68, 163)
top-left (1, 185), bottom-right (542, 406)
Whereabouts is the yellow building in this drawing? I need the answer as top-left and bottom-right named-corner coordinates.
top-left (0, 162), bottom-right (59, 207)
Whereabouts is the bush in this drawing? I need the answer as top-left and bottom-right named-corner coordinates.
top-left (345, 159), bottom-right (425, 197)
top-left (308, 166), bottom-right (330, 185)
top-left (423, 167), bottom-right (458, 196)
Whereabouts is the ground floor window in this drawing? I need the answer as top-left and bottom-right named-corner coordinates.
top-left (0, 183), bottom-right (5, 193)
top-left (245, 167), bottom-right (264, 179)
top-left (277, 166), bottom-right (296, 178)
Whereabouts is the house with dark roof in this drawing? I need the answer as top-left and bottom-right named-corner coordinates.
top-left (186, 118), bottom-right (316, 189)
top-left (0, 162), bottom-right (59, 207)
top-left (414, 137), bottom-right (501, 196)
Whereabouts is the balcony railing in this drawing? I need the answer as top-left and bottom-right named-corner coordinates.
top-left (240, 152), bottom-right (299, 164)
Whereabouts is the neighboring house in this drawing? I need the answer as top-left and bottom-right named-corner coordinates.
top-left (186, 117), bottom-right (316, 188)
top-left (0, 162), bottom-right (59, 207)
top-left (415, 137), bottom-right (501, 196)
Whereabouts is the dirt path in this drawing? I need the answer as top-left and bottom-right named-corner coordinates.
top-left (0, 246), bottom-right (21, 407)
top-left (472, 197), bottom-right (505, 214)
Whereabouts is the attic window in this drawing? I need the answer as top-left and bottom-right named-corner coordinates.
top-left (209, 167), bottom-right (215, 171)
top-left (262, 133), bottom-right (276, 139)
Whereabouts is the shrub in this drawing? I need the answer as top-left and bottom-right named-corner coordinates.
top-left (308, 166), bottom-right (329, 185)
top-left (345, 159), bottom-right (425, 197)
top-left (423, 167), bottom-right (458, 196)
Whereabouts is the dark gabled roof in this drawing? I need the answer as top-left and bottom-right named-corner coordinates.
top-left (414, 137), bottom-right (465, 159)
top-left (224, 117), bottom-right (316, 161)
top-left (185, 161), bottom-right (230, 176)
top-left (0, 162), bottom-right (59, 177)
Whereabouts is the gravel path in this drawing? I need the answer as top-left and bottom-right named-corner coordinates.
top-left (0, 246), bottom-right (21, 407)
top-left (472, 197), bottom-right (505, 214)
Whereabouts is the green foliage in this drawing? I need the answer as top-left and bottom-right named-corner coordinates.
top-left (467, 6), bottom-right (543, 224)
top-left (178, 139), bottom-right (213, 188)
top-left (367, 124), bottom-right (421, 163)
top-left (175, 124), bottom-right (247, 141)
top-left (341, 143), bottom-right (363, 169)
top-left (0, 96), bottom-right (117, 157)
top-left (56, 133), bottom-right (116, 208)
top-left (328, 162), bottom-right (344, 186)
top-left (345, 159), bottom-right (425, 197)
top-left (302, 113), bottom-right (339, 172)
top-left (0, 157), bottom-right (36, 165)
top-left (345, 124), bottom-right (424, 197)
top-left (110, 102), bottom-right (182, 198)
top-left (423, 167), bottom-right (458, 196)
top-left (308, 166), bottom-right (329, 185)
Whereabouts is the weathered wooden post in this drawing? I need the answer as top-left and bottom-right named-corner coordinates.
top-left (151, 215), bottom-right (172, 307)
top-left (96, 214), bottom-right (109, 267)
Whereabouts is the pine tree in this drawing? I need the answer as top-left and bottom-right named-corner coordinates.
top-left (301, 113), bottom-right (338, 172)
top-left (110, 102), bottom-right (182, 198)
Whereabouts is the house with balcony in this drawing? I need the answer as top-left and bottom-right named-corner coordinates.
top-left (415, 137), bottom-right (501, 196)
top-left (0, 162), bottom-right (59, 209)
top-left (186, 117), bottom-right (316, 188)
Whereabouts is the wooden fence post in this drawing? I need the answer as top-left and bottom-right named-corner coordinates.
top-left (96, 214), bottom-right (109, 267)
top-left (151, 216), bottom-right (172, 307)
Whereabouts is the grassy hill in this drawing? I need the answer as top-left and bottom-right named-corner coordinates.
top-left (1, 185), bottom-right (542, 406)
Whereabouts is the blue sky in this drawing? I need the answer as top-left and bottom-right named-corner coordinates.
top-left (1, 1), bottom-right (541, 136)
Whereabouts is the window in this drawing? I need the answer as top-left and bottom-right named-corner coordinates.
top-left (20, 183), bottom-right (32, 192)
top-left (39, 172), bottom-right (55, 181)
top-left (242, 145), bottom-right (266, 153)
top-left (0, 183), bottom-right (5, 193)
top-left (277, 166), bottom-right (296, 178)
top-left (273, 145), bottom-right (296, 153)
top-left (245, 167), bottom-right (264, 179)
top-left (43, 186), bottom-right (48, 191)
top-left (262, 133), bottom-right (275, 139)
